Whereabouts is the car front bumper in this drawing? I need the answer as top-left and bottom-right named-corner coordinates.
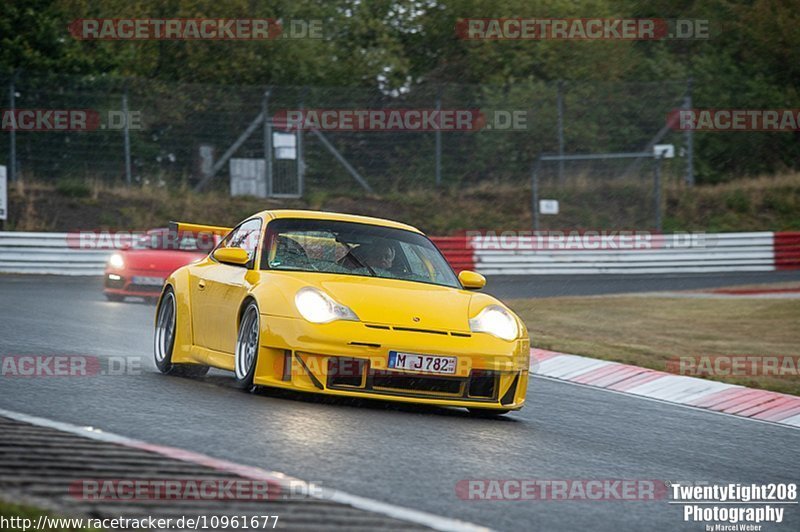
top-left (253, 315), bottom-right (530, 410)
top-left (104, 269), bottom-right (166, 297)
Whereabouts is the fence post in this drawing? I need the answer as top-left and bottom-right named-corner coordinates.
top-left (8, 72), bottom-right (17, 182)
top-left (262, 89), bottom-right (272, 196)
top-left (556, 80), bottom-right (565, 184)
top-left (122, 85), bottom-right (132, 185)
top-left (531, 158), bottom-right (541, 231)
top-left (654, 153), bottom-right (663, 231)
top-left (435, 87), bottom-right (442, 186)
top-left (684, 78), bottom-right (694, 186)
top-left (297, 87), bottom-right (306, 197)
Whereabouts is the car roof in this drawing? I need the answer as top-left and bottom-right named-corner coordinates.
top-left (256, 210), bottom-right (424, 234)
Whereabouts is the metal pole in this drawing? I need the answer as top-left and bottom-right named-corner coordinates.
top-left (435, 88), bottom-right (442, 186)
top-left (262, 89), bottom-right (272, 196)
top-left (531, 158), bottom-right (541, 231)
top-left (122, 86), bottom-right (132, 185)
top-left (556, 80), bottom-right (565, 184)
top-left (654, 154), bottom-right (662, 231)
top-left (297, 87), bottom-right (306, 197)
top-left (9, 73), bottom-right (16, 182)
top-left (684, 78), bottom-right (694, 186)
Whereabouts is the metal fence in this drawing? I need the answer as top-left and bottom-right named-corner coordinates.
top-left (2, 73), bottom-right (692, 198)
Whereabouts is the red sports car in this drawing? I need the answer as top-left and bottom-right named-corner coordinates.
top-left (103, 228), bottom-right (216, 302)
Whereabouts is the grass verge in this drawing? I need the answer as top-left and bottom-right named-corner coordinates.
top-left (4, 172), bottom-right (800, 234)
top-left (508, 290), bottom-right (800, 395)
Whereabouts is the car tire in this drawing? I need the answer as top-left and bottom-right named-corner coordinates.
top-left (467, 408), bottom-right (511, 418)
top-left (233, 301), bottom-right (260, 390)
top-left (154, 288), bottom-right (209, 378)
top-left (105, 293), bottom-right (125, 302)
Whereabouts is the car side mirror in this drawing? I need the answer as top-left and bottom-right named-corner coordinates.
top-left (458, 270), bottom-right (486, 290)
top-left (213, 247), bottom-right (250, 266)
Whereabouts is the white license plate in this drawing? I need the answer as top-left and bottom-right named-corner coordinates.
top-left (387, 351), bottom-right (457, 375)
top-left (132, 276), bottom-right (164, 286)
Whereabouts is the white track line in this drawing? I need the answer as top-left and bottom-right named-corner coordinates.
top-left (0, 408), bottom-right (491, 532)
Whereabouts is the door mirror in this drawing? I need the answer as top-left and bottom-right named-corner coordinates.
top-left (213, 247), bottom-right (250, 266)
top-left (458, 270), bottom-right (486, 290)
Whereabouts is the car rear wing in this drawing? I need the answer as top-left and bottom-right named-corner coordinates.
top-left (168, 221), bottom-right (233, 237)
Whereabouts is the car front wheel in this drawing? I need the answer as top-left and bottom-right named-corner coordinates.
top-left (154, 288), bottom-right (209, 378)
top-left (234, 301), bottom-right (260, 390)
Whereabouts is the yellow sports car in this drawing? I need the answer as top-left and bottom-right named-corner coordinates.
top-left (154, 210), bottom-right (529, 415)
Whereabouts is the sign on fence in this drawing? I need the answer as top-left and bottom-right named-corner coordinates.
top-left (539, 199), bottom-right (559, 215)
top-left (273, 132), bottom-right (297, 160)
top-left (0, 165), bottom-right (7, 221)
top-left (653, 144), bottom-right (675, 158)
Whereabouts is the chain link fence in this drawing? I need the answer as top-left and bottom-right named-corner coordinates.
top-left (1, 72), bottom-right (691, 199)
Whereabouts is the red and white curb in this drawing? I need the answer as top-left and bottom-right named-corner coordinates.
top-left (0, 408), bottom-right (490, 532)
top-left (531, 349), bottom-right (800, 428)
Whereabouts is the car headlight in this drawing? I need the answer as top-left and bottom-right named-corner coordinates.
top-left (108, 253), bottom-right (124, 269)
top-left (469, 305), bottom-right (518, 341)
top-left (295, 287), bottom-right (359, 324)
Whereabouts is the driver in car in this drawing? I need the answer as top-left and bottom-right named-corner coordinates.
top-left (356, 242), bottom-right (396, 271)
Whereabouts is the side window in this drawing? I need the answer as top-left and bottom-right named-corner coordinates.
top-left (219, 218), bottom-right (263, 267)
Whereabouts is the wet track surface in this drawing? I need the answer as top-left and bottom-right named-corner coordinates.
top-left (486, 270), bottom-right (800, 299)
top-left (0, 275), bottom-right (798, 531)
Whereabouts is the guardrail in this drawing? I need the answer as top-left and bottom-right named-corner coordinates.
top-left (0, 232), bottom-right (110, 275)
top-left (473, 232), bottom-right (776, 275)
top-left (1, 231), bottom-right (799, 276)
top-left (429, 236), bottom-right (475, 272)
top-left (433, 231), bottom-right (800, 275)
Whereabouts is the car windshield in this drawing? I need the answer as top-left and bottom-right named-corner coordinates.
top-left (133, 230), bottom-right (215, 252)
top-left (263, 218), bottom-right (460, 289)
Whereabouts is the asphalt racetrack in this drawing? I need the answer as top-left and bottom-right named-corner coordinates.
top-left (0, 274), bottom-right (798, 531)
top-left (486, 270), bottom-right (800, 299)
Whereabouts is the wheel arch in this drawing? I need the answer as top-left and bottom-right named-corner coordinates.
top-left (159, 267), bottom-right (194, 364)
top-left (237, 295), bottom-right (259, 328)
top-left (154, 283), bottom-right (174, 324)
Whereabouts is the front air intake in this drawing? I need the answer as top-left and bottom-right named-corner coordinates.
top-left (327, 357), bottom-right (366, 388)
top-left (468, 370), bottom-right (497, 398)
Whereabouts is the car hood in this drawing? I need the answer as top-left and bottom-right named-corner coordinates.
top-left (118, 249), bottom-right (206, 274)
top-left (283, 273), bottom-right (476, 332)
